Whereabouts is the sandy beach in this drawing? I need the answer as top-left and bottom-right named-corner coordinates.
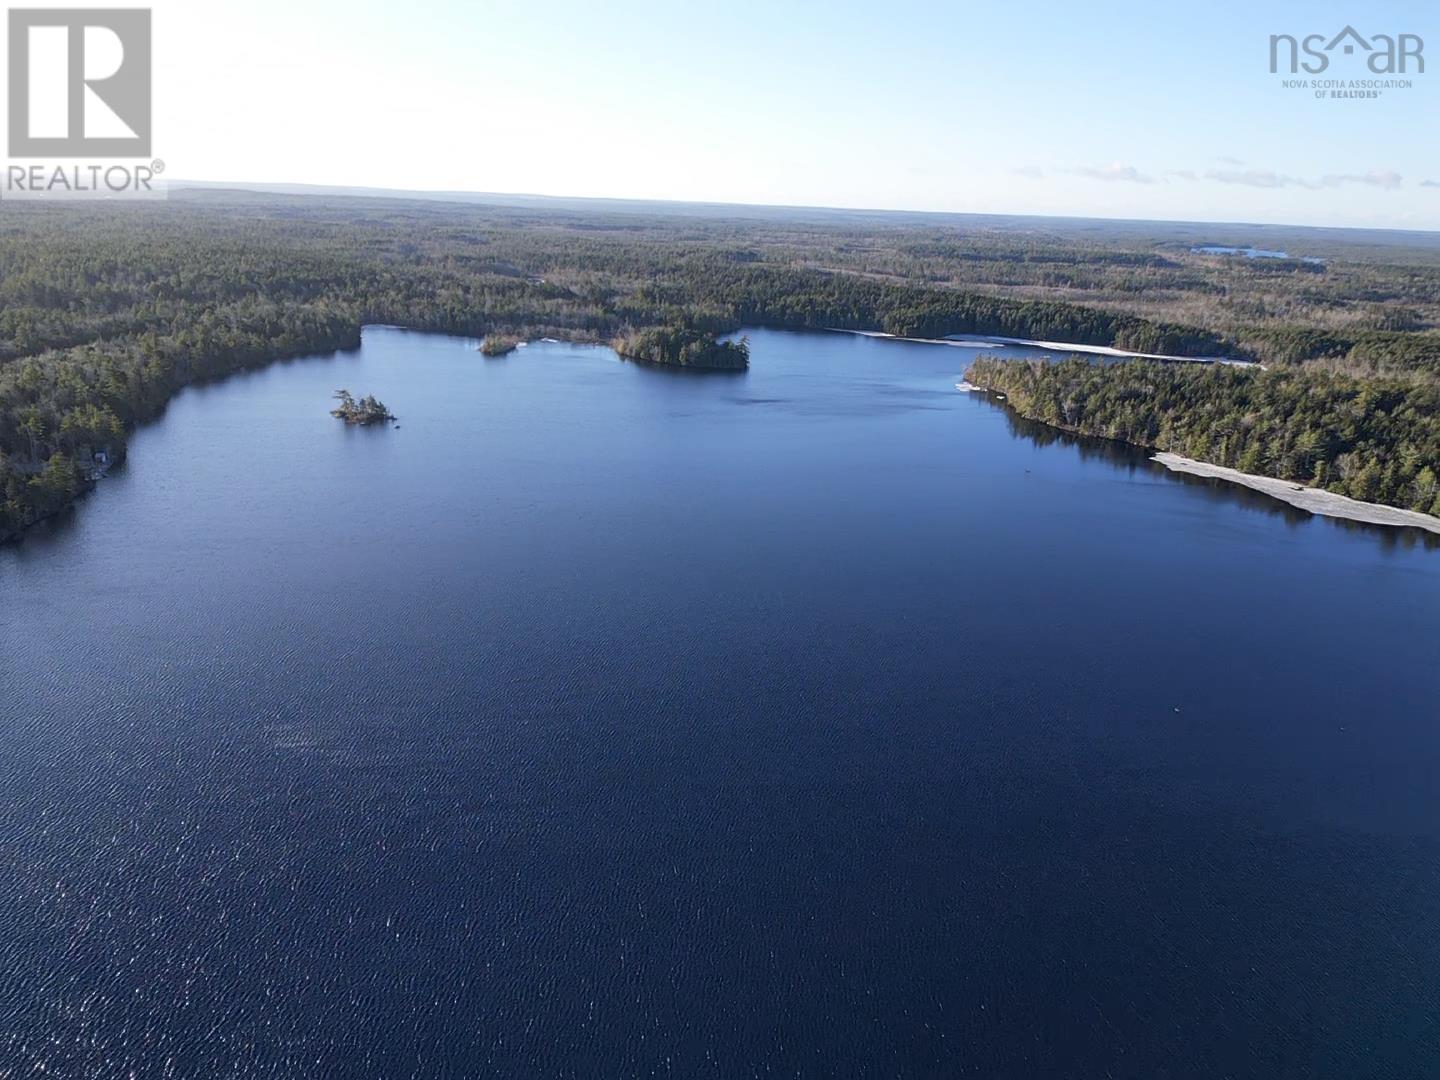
top-left (832, 328), bottom-right (1262, 367)
top-left (1153, 453), bottom-right (1440, 535)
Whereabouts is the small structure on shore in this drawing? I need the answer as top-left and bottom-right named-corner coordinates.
top-left (330, 389), bottom-right (395, 425)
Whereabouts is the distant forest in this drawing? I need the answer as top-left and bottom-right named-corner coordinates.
top-left (4, 193), bottom-right (1440, 540)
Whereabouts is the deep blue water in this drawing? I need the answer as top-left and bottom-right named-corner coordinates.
top-left (3, 327), bottom-right (1439, 1078)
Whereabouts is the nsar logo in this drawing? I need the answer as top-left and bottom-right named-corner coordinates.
top-left (1270, 25), bottom-right (1424, 75)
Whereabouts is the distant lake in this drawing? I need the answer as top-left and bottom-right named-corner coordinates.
top-left (3, 327), bottom-right (1438, 1078)
top-left (1193, 244), bottom-right (1326, 264)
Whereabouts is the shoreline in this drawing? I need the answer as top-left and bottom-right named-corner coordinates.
top-left (1152, 452), bottom-right (1440, 536)
top-left (958, 377), bottom-right (1440, 537)
top-left (831, 328), bottom-right (1262, 368)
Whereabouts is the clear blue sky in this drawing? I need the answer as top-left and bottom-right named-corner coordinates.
top-left (144, 0), bottom-right (1439, 227)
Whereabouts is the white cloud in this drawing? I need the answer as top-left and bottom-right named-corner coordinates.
top-left (1204, 169), bottom-right (1310, 189)
top-left (1318, 169), bottom-right (1403, 190)
top-left (1202, 168), bottom-right (1403, 191)
top-left (1072, 162), bottom-right (1155, 184)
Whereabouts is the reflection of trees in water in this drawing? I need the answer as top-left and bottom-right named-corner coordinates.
top-left (623, 355), bottom-right (748, 380)
top-left (1000, 409), bottom-right (1147, 470)
top-left (987, 399), bottom-right (1440, 552)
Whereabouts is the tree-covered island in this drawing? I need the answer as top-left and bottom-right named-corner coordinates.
top-left (614, 327), bottom-right (750, 370)
top-left (330, 389), bottom-right (395, 425)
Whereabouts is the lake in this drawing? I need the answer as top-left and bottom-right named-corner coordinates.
top-left (1192, 245), bottom-right (1326, 265)
top-left (3, 326), bottom-right (1438, 1078)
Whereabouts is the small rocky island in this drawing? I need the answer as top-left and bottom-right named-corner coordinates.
top-left (330, 389), bottom-right (395, 425)
top-left (480, 335), bottom-right (519, 357)
top-left (614, 326), bottom-right (749, 370)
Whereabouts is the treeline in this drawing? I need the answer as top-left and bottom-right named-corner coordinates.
top-left (1, 299), bottom-right (359, 540)
top-left (670, 264), bottom-right (1234, 357)
top-left (965, 357), bottom-right (1440, 515)
top-left (1238, 326), bottom-right (1440, 373)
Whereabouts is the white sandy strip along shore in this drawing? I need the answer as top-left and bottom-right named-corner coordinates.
top-left (831, 328), bottom-right (1262, 368)
top-left (843, 327), bottom-right (1429, 533)
top-left (1153, 453), bottom-right (1440, 535)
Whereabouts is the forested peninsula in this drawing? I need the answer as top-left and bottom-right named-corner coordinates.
top-left (3, 193), bottom-right (1440, 542)
top-left (965, 358), bottom-right (1440, 516)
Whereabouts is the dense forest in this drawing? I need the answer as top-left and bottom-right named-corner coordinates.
top-left (2, 191), bottom-right (1440, 541)
top-left (965, 358), bottom-right (1440, 513)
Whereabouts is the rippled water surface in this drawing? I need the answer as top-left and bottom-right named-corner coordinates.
top-left (3, 327), bottom-right (1439, 1077)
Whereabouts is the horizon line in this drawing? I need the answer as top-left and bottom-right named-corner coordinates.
top-left (166, 178), bottom-right (1440, 239)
